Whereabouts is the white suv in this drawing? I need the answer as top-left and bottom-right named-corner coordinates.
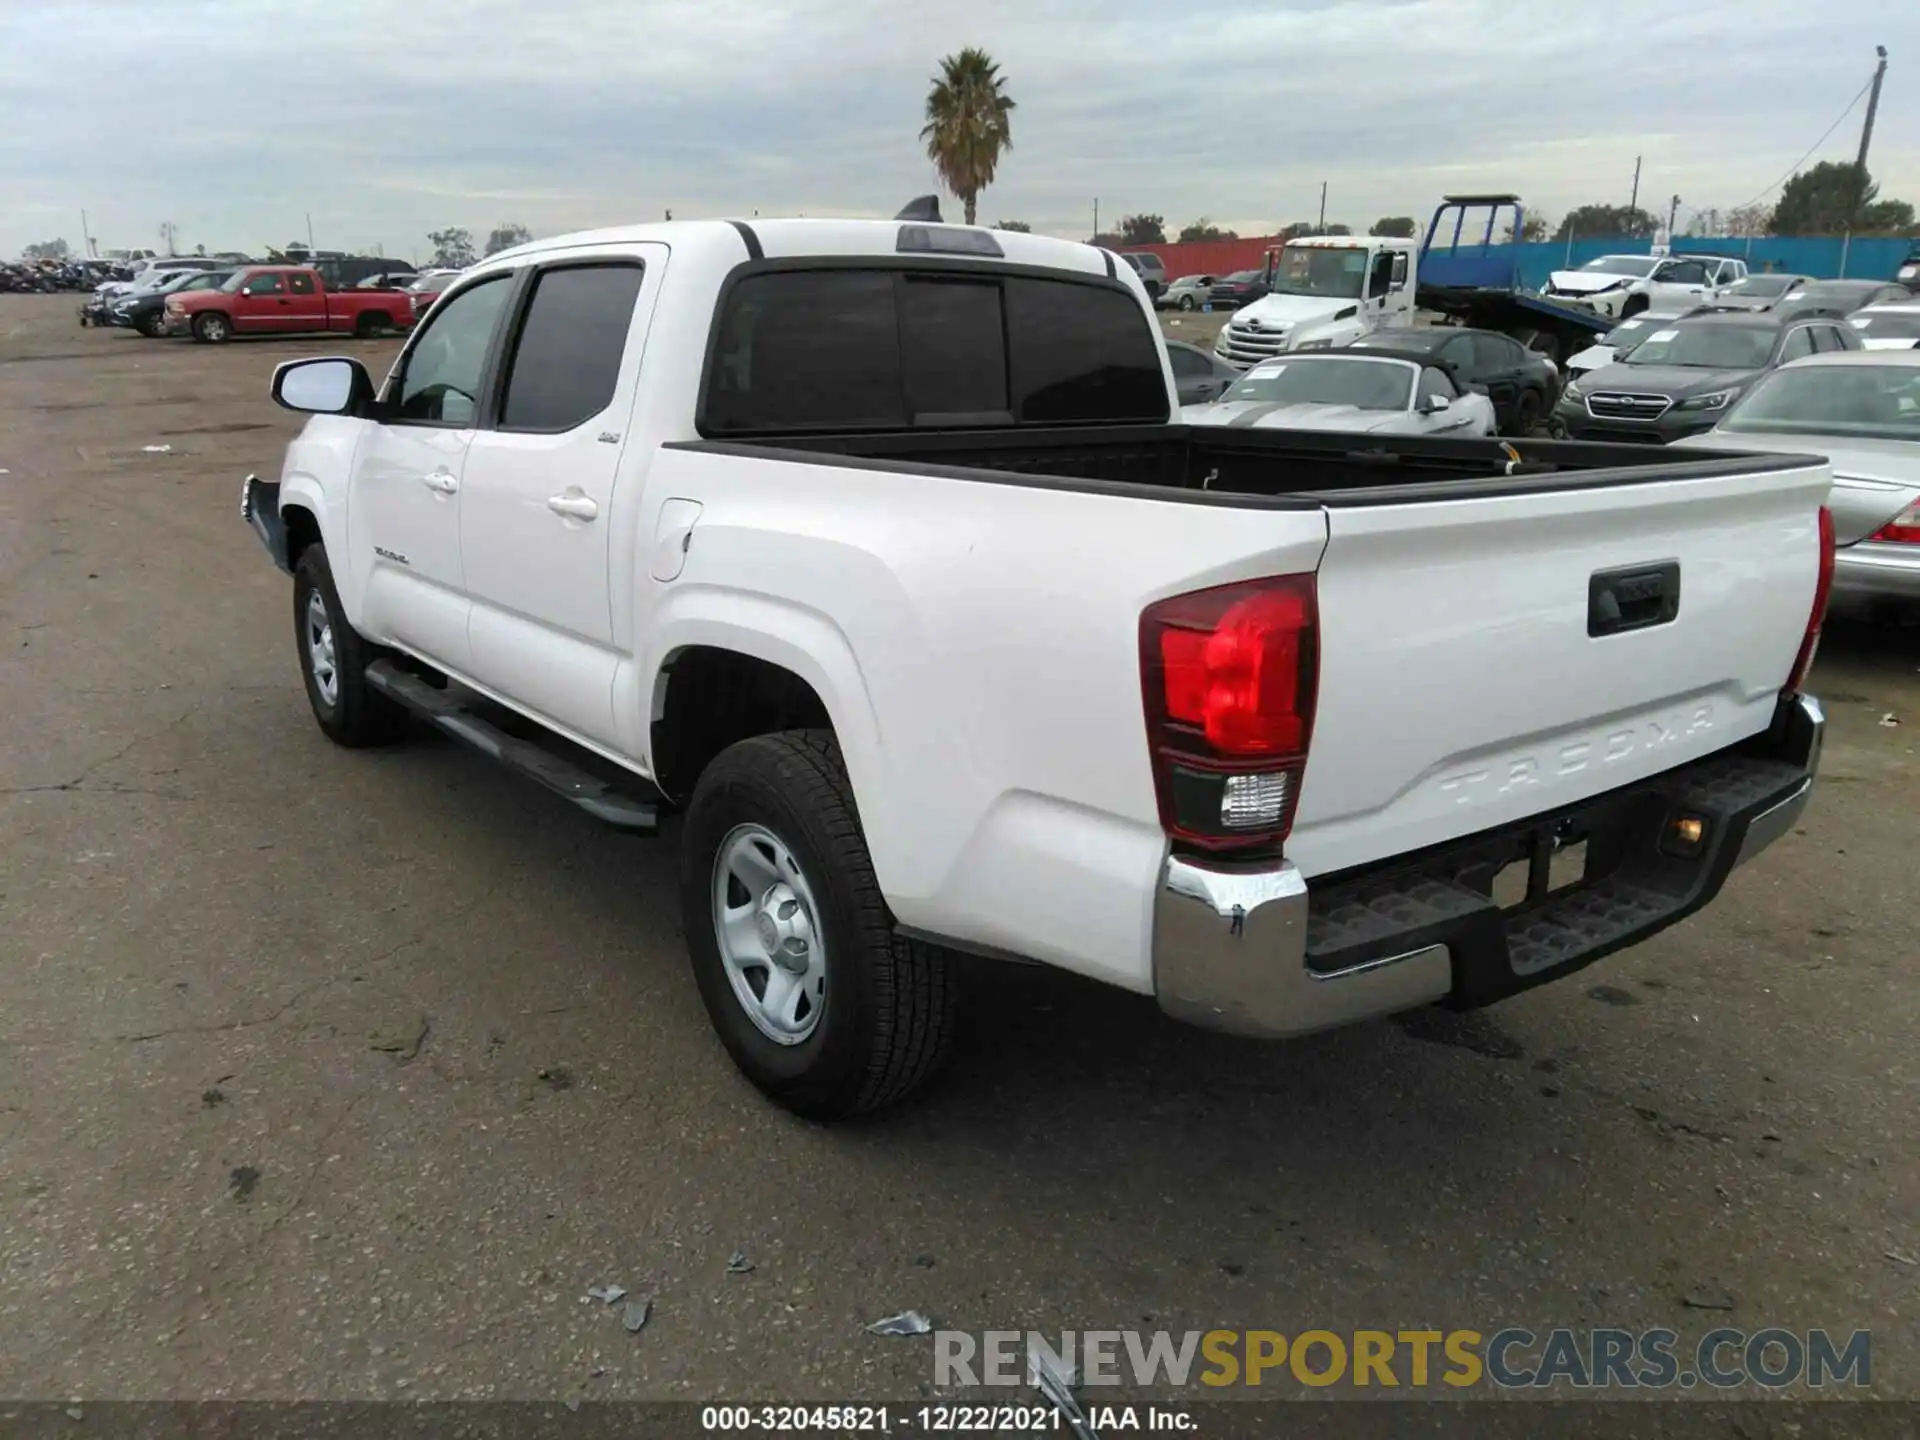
top-left (1545, 254), bottom-right (1748, 320)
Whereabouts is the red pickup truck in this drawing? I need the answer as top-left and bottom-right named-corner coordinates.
top-left (166, 266), bottom-right (413, 343)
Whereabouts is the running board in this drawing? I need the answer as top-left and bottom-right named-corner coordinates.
top-left (364, 660), bottom-right (659, 834)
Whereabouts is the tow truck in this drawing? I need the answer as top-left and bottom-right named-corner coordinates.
top-left (1215, 194), bottom-right (1612, 369)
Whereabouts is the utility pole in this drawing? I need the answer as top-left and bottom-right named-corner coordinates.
top-left (80, 209), bottom-right (92, 258)
top-left (1853, 45), bottom-right (1889, 225)
top-left (1629, 155), bottom-right (1642, 216)
top-left (306, 212), bottom-right (316, 254)
top-left (1666, 194), bottom-right (1682, 243)
top-left (1317, 181), bottom-right (1327, 231)
top-left (1091, 198), bottom-right (1099, 240)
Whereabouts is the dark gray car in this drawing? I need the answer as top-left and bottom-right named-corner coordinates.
top-left (1553, 311), bottom-right (1862, 443)
top-left (1164, 339), bottom-right (1241, 405)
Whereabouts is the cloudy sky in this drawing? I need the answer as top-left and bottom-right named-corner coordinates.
top-left (3, 0), bottom-right (1915, 261)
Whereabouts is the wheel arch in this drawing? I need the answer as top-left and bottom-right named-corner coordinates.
top-left (644, 608), bottom-right (887, 835)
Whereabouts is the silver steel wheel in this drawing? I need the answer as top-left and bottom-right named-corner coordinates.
top-left (711, 823), bottom-right (828, 1046)
top-left (304, 590), bottom-right (338, 707)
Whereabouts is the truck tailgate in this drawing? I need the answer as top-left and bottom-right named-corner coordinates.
top-left (1288, 458), bottom-right (1830, 879)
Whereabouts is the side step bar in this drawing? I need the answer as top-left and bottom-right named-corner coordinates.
top-left (364, 660), bottom-right (659, 833)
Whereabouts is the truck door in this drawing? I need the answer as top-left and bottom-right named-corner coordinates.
top-left (284, 271), bottom-right (327, 332)
top-left (346, 272), bottom-right (515, 671)
top-left (1365, 249), bottom-right (1396, 330)
top-left (457, 248), bottom-right (664, 750)
top-left (233, 270), bottom-right (291, 332)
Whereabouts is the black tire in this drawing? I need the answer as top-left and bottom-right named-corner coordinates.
top-left (292, 544), bottom-right (409, 748)
top-left (1178, 294), bottom-right (1196, 311)
top-left (192, 311), bottom-right (231, 344)
top-left (354, 311), bottom-right (390, 338)
top-left (140, 310), bottom-right (169, 339)
top-left (1507, 387), bottom-right (1544, 437)
top-left (680, 731), bottom-right (959, 1119)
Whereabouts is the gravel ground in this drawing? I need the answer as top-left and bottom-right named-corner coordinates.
top-left (1, 294), bottom-right (1916, 1409)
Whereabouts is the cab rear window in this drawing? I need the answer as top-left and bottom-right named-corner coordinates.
top-left (701, 267), bottom-right (1168, 435)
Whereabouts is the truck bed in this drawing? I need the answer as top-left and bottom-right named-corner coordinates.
top-left (679, 423), bottom-right (1810, 507)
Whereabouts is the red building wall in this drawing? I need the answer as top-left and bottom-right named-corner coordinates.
top-left (1119, 236), bottom-right (1284, 281)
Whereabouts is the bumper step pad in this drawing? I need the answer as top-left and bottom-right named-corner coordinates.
top-left (1301, 741), bottom-right (1814, 1008)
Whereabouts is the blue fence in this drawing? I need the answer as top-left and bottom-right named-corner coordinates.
top-left (1491, 236), bottom-right (1912, 291)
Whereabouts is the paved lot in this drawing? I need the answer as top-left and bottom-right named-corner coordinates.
top-left (2, 294), bottom-right (1917, 1405)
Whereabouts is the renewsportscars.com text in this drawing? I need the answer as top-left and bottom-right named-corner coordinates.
top-left (936, 1327), bottom-right (1872, 1391)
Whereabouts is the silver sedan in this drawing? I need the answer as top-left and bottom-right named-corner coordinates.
top-left (1681, 350), bottom-right (1920, 611)
top-left (1182, 352), bottom-right (1498, 436)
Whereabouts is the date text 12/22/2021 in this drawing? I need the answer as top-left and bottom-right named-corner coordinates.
top-left (700, 1405), bottom-right (1195, 1431)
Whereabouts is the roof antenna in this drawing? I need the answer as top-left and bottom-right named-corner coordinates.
top-left (896, 195), bottom-right (943, 222)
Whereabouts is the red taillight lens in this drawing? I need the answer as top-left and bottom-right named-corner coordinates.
top-left (1142, 575), bottom-right (1318, 851)
top-left (1786, 505), bottom-right (1834, 693)
top-left (1868, 498), bottom-right (1920, 544)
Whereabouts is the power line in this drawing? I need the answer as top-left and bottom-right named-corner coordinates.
top-left (1731, 78), bottom-right (1874, 212)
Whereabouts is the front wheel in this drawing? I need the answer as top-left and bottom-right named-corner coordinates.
top-left (680, 731), bottom-right (959, 1118)
top-left (292, 545), bottom-right (409, 747)
top-left (1178, 295), bottom-right (1196, 311)
top-left (192, 311), bottom-right (231, 344)
top-left (140, 310), bottom-right (169, 338)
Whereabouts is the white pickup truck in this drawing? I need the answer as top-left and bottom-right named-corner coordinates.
top-left (243, 214), bottom-right (1833, 1118)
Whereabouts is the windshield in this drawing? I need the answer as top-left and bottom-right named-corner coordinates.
top-left (1849, 314), bottom-right (1920, 340)
top-left (1268, 245), bottom-right (1367, 299)
top-left (1787, 284), bottom-right (1871, 304)
top-left (1597, 316), bottom-right (1667, 350)
top-left (1577, 256), bottom-right (1658, 278)
top-left (1725, 275), bottom-right (1795, 298)
top-left (1623, 323), bottom-right (1775, 369)
top-left (1219, 357), bottom-right (1412, 410)
top-left (1719, 364), bottom-right (1920, 439)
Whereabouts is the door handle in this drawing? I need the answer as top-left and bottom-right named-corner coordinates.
top-left (547, 490), bottom-right (599, 521)
top-left (422, 470), bottom-right (458, 494)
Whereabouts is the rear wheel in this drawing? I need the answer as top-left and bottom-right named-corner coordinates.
top-left (140, 310), bottom-right (169, 339)
top-left (680, 731), bottom-right (959, 1118)
top-left (1178, 294), bottom-right (1197, 311)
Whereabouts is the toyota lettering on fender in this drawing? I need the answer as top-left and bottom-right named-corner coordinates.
top-left (234, 206), bottom-right (1831, 1118)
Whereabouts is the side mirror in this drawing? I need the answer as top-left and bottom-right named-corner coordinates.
top-left (1421, 394), bottom-right (1452, 414)
top-left (272, 356), bottom-right (373, 416)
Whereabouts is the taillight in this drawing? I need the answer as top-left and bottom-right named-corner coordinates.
top-left (1140, 575), bottom-right (1318, 852)
top-left (1868, 498), bottom-right (1920, 544)
top-left (1786, 505), bottom-right (1834, 693)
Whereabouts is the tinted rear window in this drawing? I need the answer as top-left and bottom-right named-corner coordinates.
top-left (702, 268), bottom-right (1167, 435)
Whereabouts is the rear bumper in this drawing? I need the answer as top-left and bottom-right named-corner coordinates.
top-left (1152, 693), bottom-right (1824, 1038)
top-left (1832, 541), bottom-right (1920, 601)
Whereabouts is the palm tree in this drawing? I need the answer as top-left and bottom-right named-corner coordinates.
top-left (920, 49), bottom-right (1016, 227)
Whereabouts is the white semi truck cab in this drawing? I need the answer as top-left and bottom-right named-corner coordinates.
top-left (1215, 236), bottom-right (1417, 367)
